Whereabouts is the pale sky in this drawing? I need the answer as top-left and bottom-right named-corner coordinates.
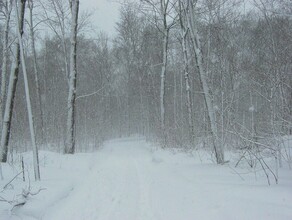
top-left (80, 0), bottom-right (120, 36)
top-left (79, 0), bottom-right (255, 37)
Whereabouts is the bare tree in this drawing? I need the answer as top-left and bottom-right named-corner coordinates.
top-left (15, 0), bottom-right (40, 180)
top-left (178, 0), bottom-right (194, 144)
top-left (40, 0), bottom-right (71, 81)
top-left (27, 0), bottom-right (45, 145)
top-left (141, 0), bottom-right (177, 142)
top-left (185, 0), bottom-right (225, 164)
top-left (40, 0), bottom-right (93, 83)
top-left (65, 0), bottom-right (79, 154)
top-left (0, 0), bottom-right (13, 125)
top-left (0, 0), bottom-right (26, 163)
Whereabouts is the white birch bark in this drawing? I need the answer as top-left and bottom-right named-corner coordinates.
top-left (15, 0), bottom-right (40, 180)
top-left (0, 0), bottom-right (13, 123)
top-left (179, 0), bottom-right (194, 143)
top-left (187, 0), bottom-right (224, 163)
top-left (65, 0), bottom-right (79, 154)
top-left (160, 28), bottom-right (168, 133)
top-left (142, 0), bottom-right (175, 143)
top-left (0, 0), bottom-right (26, 163)
top-left (159, 0), bottom-right (171, 143)
top-left (0, 163), bottom-right (3, 180)
top-left (173, 65), bottom-right (177, 127)
top-left (28, 0), bottom-right (45, 144)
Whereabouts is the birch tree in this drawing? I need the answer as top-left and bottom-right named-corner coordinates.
top-left (27, 0), bottom-right (45, 144)
top-left (159, 0), bottom-right (169, 135)
top-left (65, 0), bottom-right (79, 154)
top-left (0, 0), bottom-right (13, 125)
top-left (0, 0), bottom-right (26, 163)
top-left (142, 0), bottom-right (177, 142)
top-left (15, 0), bottom-right (40, 180)
top-left (178, 0), bottom-right (194, 144)
top-left (185, 0), bottom-right (225, 164)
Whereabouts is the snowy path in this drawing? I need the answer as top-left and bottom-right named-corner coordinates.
top-left (2, 137), bottom-right (289, 220)
top-left (43, 138), bottom-right (162, 220)
top-left (40, 137), bottom-right (292, 220)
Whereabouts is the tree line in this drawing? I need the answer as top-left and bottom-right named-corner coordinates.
top-left (0, 0), bottom-right (291, 179)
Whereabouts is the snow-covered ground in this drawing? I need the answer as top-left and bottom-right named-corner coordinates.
top-left (0, 137), bottom-right (292, 220)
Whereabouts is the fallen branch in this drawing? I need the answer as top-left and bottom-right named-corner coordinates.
top-left (0, 187), bottom-right (46, 208)
top-left (3, 171), bottom-right (23, 189)
top-left (1, 170), bottom-right (46, 208)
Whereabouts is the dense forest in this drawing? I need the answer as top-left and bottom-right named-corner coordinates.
top-left (0, 0), bottom-right (291, 168)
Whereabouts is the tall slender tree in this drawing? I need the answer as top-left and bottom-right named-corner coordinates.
top-left (65, 0), bottom-right (79, 154)
top-left (178, 0), bottom-right (194, 144)
top-left (185, 0), bottom-right (225, 164)
top-left (15, 0), bottom-right (40, 180)
top-left (142, 0), bottom-right (177, 143)
top-left (27, 0), bottom-right (45, 144)
top-left (0, 0), bottom-right (26, 163)
top-left (0, 0), bottom-right (13, 126)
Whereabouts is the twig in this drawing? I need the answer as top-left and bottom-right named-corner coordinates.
top-left (30, 188), bottom-right (46, 196)
top-left (235, 150), bottom-right (247, 167)
top-left (3, 171), bottom-right (23, 189)
top-left (228, 165), bottom-right (245, 181)
top-left (76, 84), bottom-right (108, 100)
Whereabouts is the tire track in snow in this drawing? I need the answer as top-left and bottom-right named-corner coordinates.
top-left (134, 159), bottom-right (161, 220)
top-left (99, 157), bottom-right (140, 220)
top-left (96, 158), bottom-right (129, 220)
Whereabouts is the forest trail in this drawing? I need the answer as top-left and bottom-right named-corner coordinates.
top-left (41, 137), bottom-right (292, 220)
top-left (43, 137), bottom-right (162, 220)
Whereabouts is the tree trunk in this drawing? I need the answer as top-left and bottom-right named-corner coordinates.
top-left (0, 0), bottom-right (26, 163)
top-left (179, 1), bottom-right (194, 144)
top-left (160, 28), bottom-right (169, 141)
top-left (28, 0), bottom-right (45, 145)
top-left (16, 0), bottom-right (40, 180)
top-left (65, 0), bottom-right (79, 154)
top-left (187, 0), bottom-right (224, 164)
top-left (0, 0), bottom-right (12, 125)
